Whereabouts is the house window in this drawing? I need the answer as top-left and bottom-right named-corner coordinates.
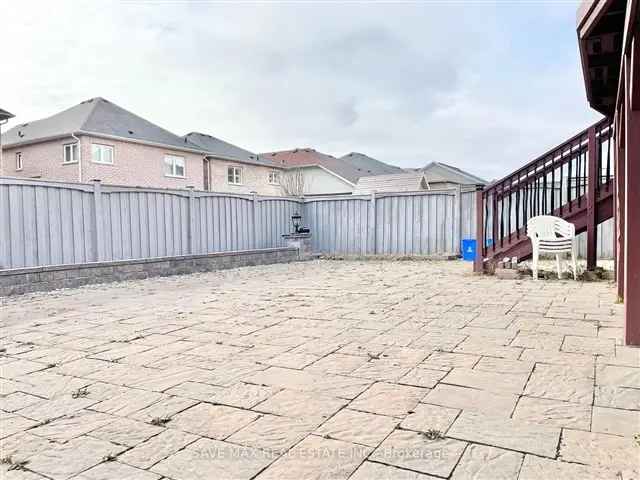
top-left (227, 166), bottom-right (242, 185)
top-left (164, 154), bottom-right (185, 178)
top-left (268, 170), bottom-right (280, 185)
top-left (63, 143), bottom-right (78, 164)
top-left (91, 143), bottom-right (114, 164)
top-left (16, 152), bottom-right (23, 171)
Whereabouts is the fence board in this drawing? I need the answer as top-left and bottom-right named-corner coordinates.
top-left (35, 186), bottom-right (50, 266)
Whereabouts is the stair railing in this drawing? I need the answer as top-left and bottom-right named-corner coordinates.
top-left (474, 117), bottom-right (613, 272)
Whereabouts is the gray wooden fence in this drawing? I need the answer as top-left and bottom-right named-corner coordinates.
top-left (0, 178), bottom-right (301, 269)
top-left (576, 218), bottom-right (614, 259)
top-left (0, 177), bottom-right (612, 270)
top-left (304, 188), bottom-right (476, 256)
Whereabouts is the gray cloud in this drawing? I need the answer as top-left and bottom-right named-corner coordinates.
top-left (1, 1), bottom-right (601, 181)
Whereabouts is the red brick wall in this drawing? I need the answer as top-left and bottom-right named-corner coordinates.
top-left (2, 135), bottom-right (285, 195)
top-left (2, 139), bottom-right (79, 182)
top-left (79, 135), bottom-right (204, 189)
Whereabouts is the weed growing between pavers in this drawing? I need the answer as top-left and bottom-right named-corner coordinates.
top-left (1, 456), bottom-right (29, 471)
top-left (150, 416), bottom-right (171, 426)
top-left (421, 429), bottom-right (444, 441)
top-left (71, 387), bottom-right (89, 398)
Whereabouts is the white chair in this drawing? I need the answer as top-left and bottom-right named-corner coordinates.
top-left (527, 215), bottom-right (578, 280)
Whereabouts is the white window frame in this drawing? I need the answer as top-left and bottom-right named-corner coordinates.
top-left (63, 143), bottom-right (79, 164)
top-left (91, 143), bottom-right (114, 165)
top-left (164, 154), bottom-right (186, 178)
top-left (227, 166), bottom-right (243, 185)
top-left (15, 152), bottom-right (23, 171)
top-left (268, 170), bottom-right (280, 185)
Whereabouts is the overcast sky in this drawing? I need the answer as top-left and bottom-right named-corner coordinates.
top-left (2, 0), bottom-right (601, 180)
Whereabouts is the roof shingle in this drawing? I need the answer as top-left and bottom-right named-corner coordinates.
top-left (340, 152), bottom-right (404, 176)
top-left (184, 132), bottom-right (279, 167)
top-left (414, 162), bottom-right (487, 185)
top-left (0, 108), bottom-right (15, 121)
top-left (261, 148), bottom-right (367, 184)
top-left (1, 97), bottom-right (203, 152)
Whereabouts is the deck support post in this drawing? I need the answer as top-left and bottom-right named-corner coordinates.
top-left (473, 186), bottom-right (484, 273)
top-left (616, 110), bottom-right (626, 300)
top-left (586, 126), bottom-right (598, 270)
top-left (624, 38), bottom-right (640, 346)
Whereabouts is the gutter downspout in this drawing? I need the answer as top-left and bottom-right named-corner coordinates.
top-left (71, 133), bottom-right (82, 182)
top-left (0, 119), bottom-right (8, 175)
top-left (203, 156), bottom-right (211, 191)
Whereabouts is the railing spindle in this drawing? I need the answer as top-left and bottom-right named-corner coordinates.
top-left (543, 170), bottom-right (548, 214)
top-left (492, 191), bottom-right (498, 253)
top-left (499, 185), bottom-right (504, 248)
top-left (551, 154), bottom-right (555, 213)
top-left (515, 184), bottom-right (520, 239)
top-left (508, 185), bottom-right (512, 241)
top-left (567, 150), bottom-right (573, 210)
top-left (523, 178), bottom-right (528, 230)
top-left (606, 128), bottom-right (611, 188)
top-left (577, 148), bottom-right (582, 207)
top-left (559, 160), bottom-right (564, 216)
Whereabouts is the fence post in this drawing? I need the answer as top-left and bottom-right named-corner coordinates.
top-left (369, 191), bottom-right (377, 255)
top-left (473, 185), bottom-right (484, 273)
top-left (92, 180), bottom-right (105, 262)
top-left (454, 185), bottom-right (462, 255)
top-left (252, 193), bottom-right (260, 249)
top-left (587, 126), bottom-right (598, 270)
top-left (187, 186), bottom-right (196, 255)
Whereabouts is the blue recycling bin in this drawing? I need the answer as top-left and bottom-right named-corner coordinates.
top-left (461, 239), bottom-right (476, 262)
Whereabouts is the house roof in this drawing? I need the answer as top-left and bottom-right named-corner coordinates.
top-left (412, 162), bottom-right (487, 185)
top-left (340, 152), bottom-right (404, 176)
top-left (183, 132), bottom-right (279, 167)
top-left (1, 97), bottom-right (204, 153)
top-left (353, 172), bottom-right (429, 195)
top-left (0, 108), bottom-right (15, 122)
top-left (260, 148), bottom-right (362, 184)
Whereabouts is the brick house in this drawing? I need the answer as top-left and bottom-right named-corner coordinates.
top-left (0, 98), bottom-right (284, 195)
top-left (184, 132), bottom-right (282, 196)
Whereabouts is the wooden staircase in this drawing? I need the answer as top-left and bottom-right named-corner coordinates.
top-left (474, 118), bottom-right (614, 273)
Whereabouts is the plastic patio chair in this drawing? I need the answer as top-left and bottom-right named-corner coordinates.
top-left (527, 215), bottom-right (578, 280)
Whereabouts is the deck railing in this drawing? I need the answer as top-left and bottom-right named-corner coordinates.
top-left (474, 117), bottom-right (613, 272)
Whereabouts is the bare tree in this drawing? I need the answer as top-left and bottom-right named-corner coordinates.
top-left (281, 168), bottom-right (306, 197)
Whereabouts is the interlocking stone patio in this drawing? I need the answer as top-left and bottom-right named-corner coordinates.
top-left (1, 260), bottom-right (639, 479)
